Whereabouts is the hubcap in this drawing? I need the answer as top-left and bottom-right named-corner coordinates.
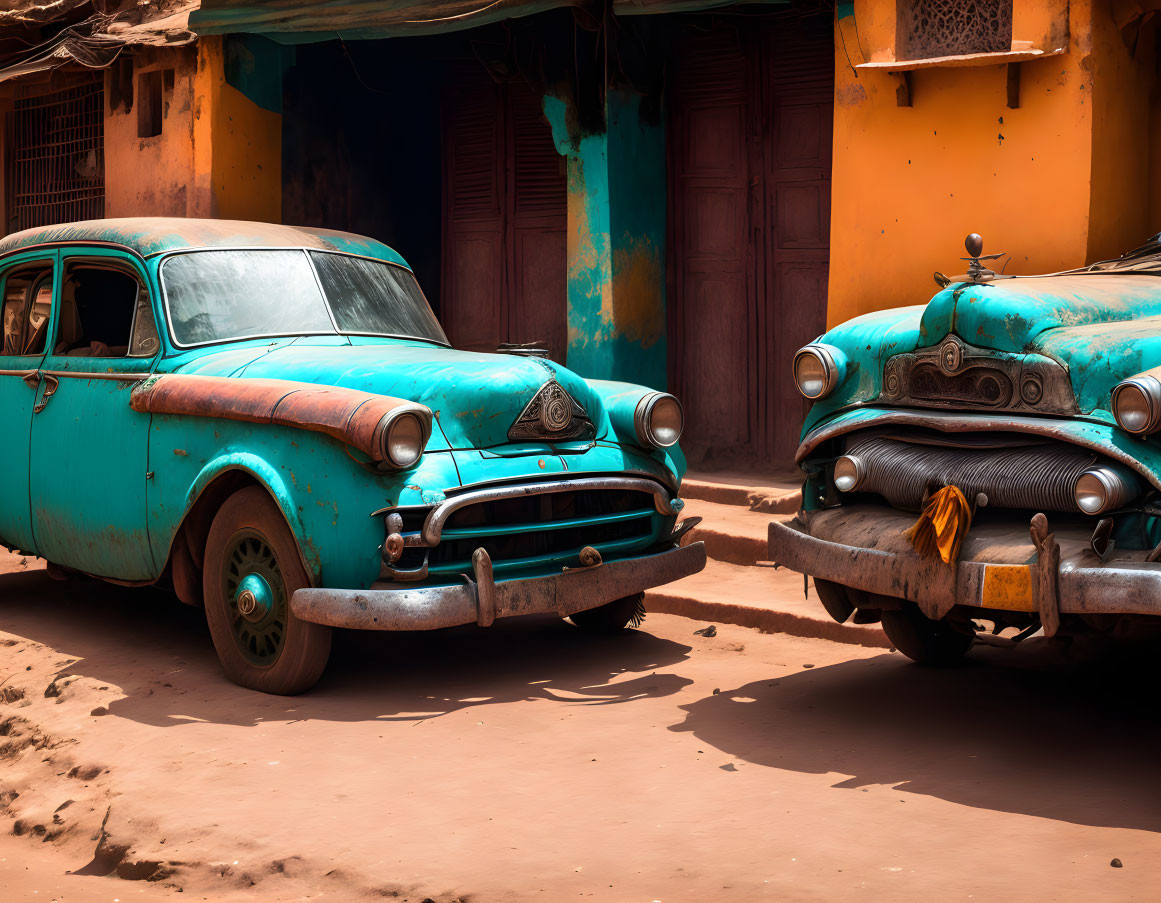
top-left (223, 530), bottom-right (287, 667)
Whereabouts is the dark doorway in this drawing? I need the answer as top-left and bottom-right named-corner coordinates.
top-left (282, 39), bottom-right (444, 313)
top-left (441, 63), bottom-right (567, 361)
top-left (668, 12), bottom-right (833, 470)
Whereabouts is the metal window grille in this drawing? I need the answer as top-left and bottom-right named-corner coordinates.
top-left (897, 0), bottom-right (1013, 60)
top-left (11, 80), bottom-right (105, 231)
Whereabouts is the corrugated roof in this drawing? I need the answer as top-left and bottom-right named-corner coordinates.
top-left (0, 217), bottom-right (410, 265)
top-left (188, 0), bottom-right (785, 42)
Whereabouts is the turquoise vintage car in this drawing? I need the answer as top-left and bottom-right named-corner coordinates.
top-left (770, 234), bottom-right (1161, 662)
top-left (0, 218), bottom-right (704, 693)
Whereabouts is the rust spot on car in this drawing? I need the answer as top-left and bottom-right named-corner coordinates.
top-left (173, 449), bottom-right (188, 457)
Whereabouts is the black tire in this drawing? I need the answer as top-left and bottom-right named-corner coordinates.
top-left (568, 593), bottom-right (646, 634)
top-left (203, 487), bottom-right (332, 694)
top-left (881, 602), bottom-right (973, 666)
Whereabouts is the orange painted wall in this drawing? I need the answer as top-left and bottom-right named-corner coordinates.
top-left (826, 0), bottom-right (1155, 328)
top-left (105, 37), bottom-right (280, 223)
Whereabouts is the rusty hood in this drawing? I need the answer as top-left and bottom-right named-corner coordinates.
top-left (166, 339), bottom-right (606, 451)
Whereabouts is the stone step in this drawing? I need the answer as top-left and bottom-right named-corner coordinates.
top-left (645, 557), bottom-right (890, 648)
top-left (679, 499), bottom-right (772, 566)
top-left (681, 469), bottom-right (802, 513)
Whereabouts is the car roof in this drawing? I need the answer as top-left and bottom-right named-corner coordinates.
top-left (0, 217), bottom-right (411, 267)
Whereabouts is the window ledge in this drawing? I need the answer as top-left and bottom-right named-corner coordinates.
top-left (856, 46), bottom-right (1065, 72)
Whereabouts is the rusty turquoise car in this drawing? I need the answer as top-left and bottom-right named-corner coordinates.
top-left (770, 234), bottom-right (1161, 662)
top-left (0, 218), bottom-right (704, 693)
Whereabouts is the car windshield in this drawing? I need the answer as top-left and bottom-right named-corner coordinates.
top-left (161, 249), bottom-right (448, 347)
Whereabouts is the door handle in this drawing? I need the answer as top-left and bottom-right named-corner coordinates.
top-left (33, 374), bottom-right (58, 414)
top-left (21, 371), bottom-right (39, 389)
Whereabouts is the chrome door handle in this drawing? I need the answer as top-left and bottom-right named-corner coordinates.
top-left (33, 374), bottom-right (58, 414)
top-left (21, 371), bottom-right (39, 389)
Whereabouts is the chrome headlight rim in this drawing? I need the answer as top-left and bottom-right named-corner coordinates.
top-left (375, 404), bottom-right (433, 469)
top-left (793, 344), bottom-right (840, 400)
top-left (634, 392), bottom-right (684, 449)
top-left (1073, 465), bottom-right (1140, 516)
top-left (1112, 376), bottom-right (1161, 436)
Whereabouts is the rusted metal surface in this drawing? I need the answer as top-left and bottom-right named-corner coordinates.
top-left (1030, 513), bottom-right (1061, 636)
top-left (292, 541), bottom-right (706, 631)
top-left (129, 373), bottom-right (430, 463)
top-left (770, 507), bottom-right (1161, 619)
top-left (880, 334), bottom-right (1078, 415)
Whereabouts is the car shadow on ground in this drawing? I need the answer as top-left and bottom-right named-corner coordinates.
top-left (670, 639), bottom-right (1161, 833)
top-left (0, 568), bottom-right (693, 728)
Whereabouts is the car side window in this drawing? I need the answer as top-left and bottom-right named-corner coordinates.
top-left (55, 261), bottom-right (159, 359)
top-left (0, 263), bottom-right (54, 356)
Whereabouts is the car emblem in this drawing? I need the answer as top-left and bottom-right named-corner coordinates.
top-left (508, 380), bottom-right (595, 442)
top-left (939, 339), bottom-right (962, 374)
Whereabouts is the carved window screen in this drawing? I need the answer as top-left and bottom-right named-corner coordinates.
top-left (896, 0), bottom-right (1013, 60)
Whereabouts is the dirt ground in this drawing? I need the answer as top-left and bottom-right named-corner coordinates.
top-left (1, 549), bottom-right (1159, 902)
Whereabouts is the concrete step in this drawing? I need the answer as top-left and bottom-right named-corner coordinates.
top-left (646, 557), bottom-right (890, 648)
top-left (681, 469), bottom-right (802, 513)
top-left (679, 498), bottom-right (772, 566)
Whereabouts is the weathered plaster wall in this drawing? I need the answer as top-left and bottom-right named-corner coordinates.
top-left (104, 36), bottom-right (282, 222)
top-left (104, 46), bottom-right (204, 217)
top-left (828, 0), bottom-right (1096, 327)
top-left (546, 88), bottom-right (668, 389)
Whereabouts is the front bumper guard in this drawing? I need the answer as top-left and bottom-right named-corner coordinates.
top-left (291, 541), bottom-right (706, 631)
top-left (769, 512), bottom-right (1161, 635)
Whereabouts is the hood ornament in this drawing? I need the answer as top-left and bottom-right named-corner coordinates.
top-left (936, 233), bottom-right (1007, 287)
top-left (508, 380), bottom-right (596, 442)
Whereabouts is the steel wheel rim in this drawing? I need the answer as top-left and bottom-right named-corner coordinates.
top-left (222, 528), bottom-right (287, 667)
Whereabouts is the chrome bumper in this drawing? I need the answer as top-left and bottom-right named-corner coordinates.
top-left (291, 541), bottom-right (706, 631)
top-left (769, 509), bottom-right (1161, 629)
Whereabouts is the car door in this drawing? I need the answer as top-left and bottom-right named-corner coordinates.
top-left (27, 249), bottom-right (161, 580)
top-left (0, 251), bottom-right (58, 554)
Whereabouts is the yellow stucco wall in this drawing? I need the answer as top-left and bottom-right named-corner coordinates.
top-left (105, 37), bottom-right (280, 223)
top-left (827, 0), bottom-right (1160, 327)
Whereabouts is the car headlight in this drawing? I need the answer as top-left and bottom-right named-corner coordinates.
top-left (1073, 465), bottom-right (1141, 515)
top-left (634, 392), bottom-right (684, 449)
top-left (377, 406), bottom-right (432, 468)
top-left (833, 455), bottom-right (864, 492)
top-left (1112, 375), bottom-right (1161, 435)
top-left (793, 344), bottom-right (845, 400)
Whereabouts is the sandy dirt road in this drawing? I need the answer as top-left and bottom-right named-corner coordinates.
top-left (0, 548), bottom-right (1159, 902)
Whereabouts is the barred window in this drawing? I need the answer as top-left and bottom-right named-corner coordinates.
top-left (896, 0), bottom-right (1013, 60)
top-left (11, 79), bottom-right (105, 232)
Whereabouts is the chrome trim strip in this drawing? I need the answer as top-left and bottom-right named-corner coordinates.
top-left (40, 370), bottom-right (149, 382)
top-left (415, 476), bottom-right (679, 547)
top-left (0, 368), bottom-right (38, 378)
top-left (797, 410), bottom-right (1161, 490)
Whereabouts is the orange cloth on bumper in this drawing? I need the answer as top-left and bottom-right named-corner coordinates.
top-left (904, 485), bottom-right (973, 565)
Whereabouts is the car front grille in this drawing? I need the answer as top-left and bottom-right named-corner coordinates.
top-left (394, 488), bottom-right (668, 577)
top-left (841, 434), bottom-right (1104, 512)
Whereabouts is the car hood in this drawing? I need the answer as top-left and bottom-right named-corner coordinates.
top-left (801, 273), bottom-right (1161, 433)
top-left (170, 339), bottom-right (606, 450)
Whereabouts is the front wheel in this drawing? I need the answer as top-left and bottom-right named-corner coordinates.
top-left (568, 593), bottom-right (646, 634)
top-left (880, 602), bottom-right (973, 666)
top-left (203, 487), bottom-right (332, 694)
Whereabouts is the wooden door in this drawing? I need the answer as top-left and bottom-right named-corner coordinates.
top-left (668, 27), bottom-right (757, 467)
top-left (669, 16), bottom-right (833, 470)
top-left (764, 17), bottom-right (834, 463)
top-left (442, 68), bottom-right (567, 361)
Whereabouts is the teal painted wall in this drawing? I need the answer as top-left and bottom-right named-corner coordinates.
top-left (545, 89), bottom-right (668, 390)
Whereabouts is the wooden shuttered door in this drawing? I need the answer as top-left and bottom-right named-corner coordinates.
top-left (669, 15), bottom-right (833, 469)
top-left (442, 67), bottom-right (567, 362)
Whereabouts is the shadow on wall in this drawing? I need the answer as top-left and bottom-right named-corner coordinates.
top-left (671, 640), bottom-right (1161, 833)
top-left (0, 567), bottom-right (692, 729)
